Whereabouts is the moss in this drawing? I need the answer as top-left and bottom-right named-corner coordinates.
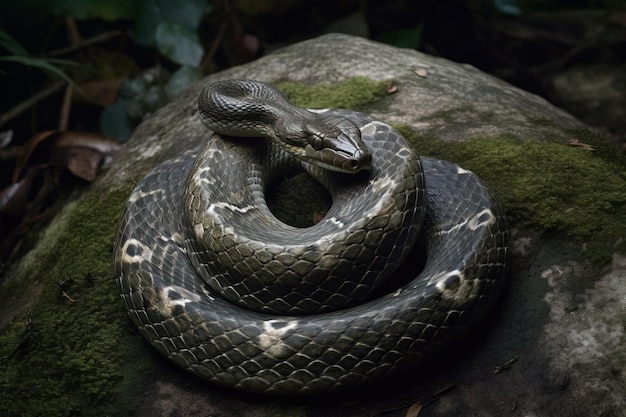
top-left (273, 77), bottom-right (390, 109)
top-left (267, 172), bottom-right (331, 227)
top-left (0, 77), bottom-right (387, 417)
top-left (396, 125), bottom-right (626, 264)
top-left (264, 77), bottom-right (392, 225)
top-left (0, 186), bottom-right (155, 417)
top-left (3, 75), bottom-right (618, 416)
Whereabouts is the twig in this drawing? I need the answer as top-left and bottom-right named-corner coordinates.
top-left (200, 23), bottom-right (227, 73)
top-left (493, 355), bottom-right (520, 374)
top-left (0, 80), bottom-right (66, 128)
top-left (59, 83), bottom-right (73, 131)
top-left (61, 291), bottom-right (79, 303)
top-left (64, 15), bottom-right (82, 46)
top-left (45, 30), bottom-right (125, 58)
top-left (371, 383), bottom-right (456, 417)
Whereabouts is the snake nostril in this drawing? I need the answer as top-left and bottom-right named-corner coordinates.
top-left (350, 159), bottom-right (359, 169)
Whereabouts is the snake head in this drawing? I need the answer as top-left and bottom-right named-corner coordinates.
top-left (278, 115), bottom-right (371, 174)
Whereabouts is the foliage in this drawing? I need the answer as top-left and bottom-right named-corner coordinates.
top-left (0, 0), bottom-right (212, 141)
top-left (100, 0), bottom-right (211, 141)
top-left (0, 27), bottom-right (78, 84)
top-left (52, 0), bottom-right (134, 21)
top-left (492, 0), bottom-right (626, 15)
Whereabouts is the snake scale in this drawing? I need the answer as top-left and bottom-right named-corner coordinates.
top-left (114, 79), bottom-right (510, 395)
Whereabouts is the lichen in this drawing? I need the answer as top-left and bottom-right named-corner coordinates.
top-left (395, 125), bottom-right (626, 264)
top-left (0, 186), bottom-right (155, 417)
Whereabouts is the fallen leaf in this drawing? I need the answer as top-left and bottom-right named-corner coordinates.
top-left (12, 130), bottom-right (120, 182)
top-left (413, 67), bottom-right (428, 78)
top-left (12, 130), bottom-right (57, 182)
top-left (0, 165), bottom-right (48, 215)
top-left (51, 146), bottom-right (108, 181)
top-left (566, 138), bottom-right (596, 151)
top-left (75, 77), bottom-right (126, 107)
top-left (405, 401), bottom-right (424, 417)
top-left (52, 130), bottom-right (121, 156)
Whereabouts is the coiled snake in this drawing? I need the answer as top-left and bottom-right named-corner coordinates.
top-left (114, 79), bottom-right (509, 394)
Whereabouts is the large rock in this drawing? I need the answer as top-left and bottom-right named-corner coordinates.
top-left (1, 34), bottom-right (625, 417)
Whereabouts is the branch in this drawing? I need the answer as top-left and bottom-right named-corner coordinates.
top-left (44, 30), bottom-right (125, 58)
top-left (0, 80), bottom-right (66, 128)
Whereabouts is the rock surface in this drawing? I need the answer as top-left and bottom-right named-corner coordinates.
top-left (2, 33), bottom-right (625, 417)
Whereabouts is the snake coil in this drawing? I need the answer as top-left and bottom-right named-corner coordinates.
top-left (114, 79), bottom-right (509, 394)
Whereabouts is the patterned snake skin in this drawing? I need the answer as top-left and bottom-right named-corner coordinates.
top-left (114, 80), bottom-right (510, 394)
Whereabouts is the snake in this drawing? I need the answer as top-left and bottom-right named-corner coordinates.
top-left (114, 79), bottom-right (510, 395)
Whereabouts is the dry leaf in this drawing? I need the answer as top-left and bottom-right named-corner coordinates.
top-left (413, 68), bottom-right (428, 78)
top-left (12, 130), bottom-right (120, 182)
top-left (51, 146), bottom-right (107, 181)
top-left (52, 130), bottom-right (121, 156)
top-left (75, 77), bottom-right (126, 107)
top-left (0, 165), bottom-right (48, 215)
top-left (51, 132), bottom-right (120, 181)
top-left (405, 401), bottom-right (424, 417)
top-left (12, 130), bottom-right (57, 182)
top-left (566, 138), bottom-right (596, 151)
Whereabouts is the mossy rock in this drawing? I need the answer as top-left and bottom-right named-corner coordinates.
top-left (1, 34), bottom-right (625, 417)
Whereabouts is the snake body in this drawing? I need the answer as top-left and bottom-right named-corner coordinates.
top-left (114, 80), bottom-right (509, 394)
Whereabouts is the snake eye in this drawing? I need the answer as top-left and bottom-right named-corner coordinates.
top-left (312, 136), bottom-right (324, 150)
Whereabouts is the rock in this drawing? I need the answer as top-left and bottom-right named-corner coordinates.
top-left (1, 33), bottom-right (625, 417)
top-left (547, 64), bottom-right (626, 146)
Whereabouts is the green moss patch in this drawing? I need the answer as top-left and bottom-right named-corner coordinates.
top-left (0, 77), bottom-right (388, 417)
top-left (397, 126), bottom-right (626, 263)
top-left (0, 186), bottom-right (155, 417)
top-left (273, 77), bottom-right (390, 109)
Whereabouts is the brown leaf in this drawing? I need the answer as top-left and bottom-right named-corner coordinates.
top-left (566, 138), bottom-right (596, 151)
top-left (12, 130), bottom-right (120, 183)
top-left (405, 401), bottom-right (424, 417)
top-left (52, 131), bottom-right (120, 181)
top-left (0, 165), bottom-right (48, 215)
top-left (51, 146), bottom-right (107, 181)
top-left (52, 130), bottom-right (121, 156)
top-left (12, 130), bottom-right (58, 182)
top-left (413, 67), bottom-right (428, 78)
top-left (75, 77), bottom-right (126, 107)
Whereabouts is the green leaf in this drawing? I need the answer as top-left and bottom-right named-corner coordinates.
top-left (51, 0), bottom-right (135, 21)
top-left (0, 55), bottom-right (77, 84)
top-left (0, 27), bottom-right (29, 55)
top-left (155, 22), bottom-right (204, 67)
top-left (166, 66), bottom-right (204, 97)
top-left (133, 0), bottom-right (208, 47)
top-left (100, 99), bottom-right (135, 141)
